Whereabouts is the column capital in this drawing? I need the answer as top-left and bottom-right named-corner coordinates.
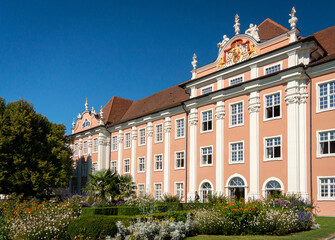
top-left (131, 126), bottom-right (137, 140)
top-left (215, 103), bottom-right (225, 120)
top-left (164, 118), bottom-right (171, 133)
top-left (147, 126), bottom-right (153, 137)
top-left (189, 112), bottom-right (198, 126)
top-left (248, 91), bottom-right (260, 113)
top-left (285, 94), bottom-right (300, 105)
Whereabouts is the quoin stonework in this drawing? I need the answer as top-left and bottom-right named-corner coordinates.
top-left (70, 8), bottom-right (335, 216)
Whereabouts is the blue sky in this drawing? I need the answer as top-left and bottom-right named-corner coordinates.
top-left (0, 0), bottom-right (334, 134)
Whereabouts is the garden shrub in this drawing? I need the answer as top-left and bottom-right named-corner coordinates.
top-left (155, 202), bottom-right (183, 212)
top-left (117, 206), bottom-right (140, 216)
top-left (148, 210), bottom-right (191, 222)
top-left (182, 202), bottom-right (214, 210)
top-left (81, 206), bottom-right (140, 217)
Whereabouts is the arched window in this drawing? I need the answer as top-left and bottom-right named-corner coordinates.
top-left (228, 177), bottom-right (246, 200)
top-left (265, 180), bottom-right (282, 198)
top-left (82, 118), bottom-right (91, 129)
top-left (200, 181), bottom-right (213, 203)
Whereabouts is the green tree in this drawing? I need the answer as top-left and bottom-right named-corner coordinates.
top-left (0, 98), bottom-right (73, 198)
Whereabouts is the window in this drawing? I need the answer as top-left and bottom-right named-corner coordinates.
top-left (111, 161), bottom-right (117, 173)
top-left (139, 128), bottom-right (146, 146)
top-left (155, 124), bottom-right (163, 142)
top-left (319, 177), bottom-right (335, 200)
top-left (200, 182), bottom-right (213, 203)
top-left (230, 76), bottom-right (243, 86)
top-left (228, 177), bottom-right (246, 200)
top-left (74, 143), bottom-right (78, 156)
top-left (319, 81), bottom-right (335, 111)
top-left (175, 182), bottom-right (184, 201)
top-left (319, 130), bottom-right (335, 156)
top-left (154, 155), bottom-right (163, 171)
top-left (138, 157), bottom-right (145, 172)
top-left (202, 110), bottom-right (213, 132)
top-left (124, 133), bottom-right (131, 149)
top-left (231, 102), bottom-right (243, 127)
top-left (201, 146), bottom-right (213, 166)
top-left (265, 137), bottom-right (281, 160)
top-left (154, 183), bottom-right (162, 200)
top-left (92, 162), bottom-right (98, 172)
top-left (124, 159), bottom-right (130, 173)
top-left (230, 142), bottom-right (244, 163)
top-left (112, 136), bottom-right (118, 151)
top-left (138, 184), bottom-right (145, 197)
top-left (82, 118), bottom-right (91, 129)
top-left (175, 151), bottom-right (185, 169)
top-left (176, 118), bottom-right (185, 138)
top-left (265, 93), bottom-right (281, 119)
top-left (265, 63), bottom-right (281, 75)
top-left (93, 138), bottom-right (98, 153)
top-left (265, 180), bottom-right (282, 198)
top-left (201, 86), bottom-right (213, 95)
top-left (83, 141), bottom-right (88, 155)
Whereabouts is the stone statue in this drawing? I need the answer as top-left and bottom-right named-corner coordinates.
top-left (245, 24), bottom-right (260, 42)
top-left (217, 35), bottom-right (230, 49)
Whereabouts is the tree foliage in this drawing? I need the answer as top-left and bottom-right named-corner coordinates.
top-left (0, 98), bottom-right (73, 198)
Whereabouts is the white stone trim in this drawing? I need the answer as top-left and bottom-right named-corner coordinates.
top-left (154, 154), bottom-right (163, 172)
top-left (200, 84), bottom-right (214, 95)
top-left (225, 173), bottom-right (248, 199)
top-left (146, 122), bottom-right (153, 193)
top-left (117, 130), bottom-right (123, 173)
top-left (164, 116), bottom-right (171, 194)
top-left (215, 100), bottom-right (224, 194)
top-left (137, 156), bottom-right (146, 173)
top-left (174, 181), bottom-right (185, 201)
top-left (124, 132), bottom-right (131, 149)
top-left (200, 145), bottom-right (214, 167)
top-left (261, 177), bottom-right (285, 198)
top-left (154, 182), bottom-right (163, 200)
top-left (229, 100), bottom-right (244, 128)
top-left (263, 61), bottom-right (283, 75)
top-left (263, 90), bottom-right (282, 122)
top-left (175, 117), bottom-right (185, 139)
top-left (123, 158), bottom-right (130, 174)
top-left (188, 107), bottom-right (198, 201)
top-left (174, 150), bottom-right (185, 170)
top-left (200, 108), bottom-right (214, 134)
top-left (263, 135), bottom-right (283, 162)
top-left (228, 74), bottom-right (244, 86)
top-left (316, 128), bottom-right (335, 158)
top-left (198, 179), bottom-right (214, 193)
top-left (154, 123), bottom-right (164, 143)
top-left (138, 127), bottom-right (146, 146)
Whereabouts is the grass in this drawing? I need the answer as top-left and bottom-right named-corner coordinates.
top-left (187, 217), bottom-right (335, 240)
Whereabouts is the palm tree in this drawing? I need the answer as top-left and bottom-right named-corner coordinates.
top-left (118, 174), bottom-right (136, 200)
top-left (85, 169), bottom-right (120, 202)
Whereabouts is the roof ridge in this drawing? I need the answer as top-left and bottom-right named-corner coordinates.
top-left (259, 18), bottom-right (289, 32)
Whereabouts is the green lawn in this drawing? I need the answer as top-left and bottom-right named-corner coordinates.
top-left (187, 217), bottom-right (335, 240)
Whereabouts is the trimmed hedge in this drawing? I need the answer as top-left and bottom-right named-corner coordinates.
top-left (81, 206), bottom-right (140, 217)
top-left (68, 215), bottom-right (134, 239)
top-left (182, 202), bottom-right (214, 210)
top-left (149, 210), bottom-right (191, 222)
top-left (154, 202), bottom-right (183, 212)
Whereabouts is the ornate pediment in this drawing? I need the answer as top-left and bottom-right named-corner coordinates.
top-left (217, 39), bottom-right (258, 69)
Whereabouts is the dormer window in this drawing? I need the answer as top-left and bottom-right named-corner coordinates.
top-left (229, 75), bottom-right (244, 86)
top-left (201, 86), bottom-right (213, 95)
top-left (265, 63), bottom-right (281, 75)
top-left (82, 118), bottom-right (91, 129)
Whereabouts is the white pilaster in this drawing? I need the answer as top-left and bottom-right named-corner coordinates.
top-left (250, 64), bottom-right (258, 79)
top-left (146, 122), bottom-right (153, 193)
top-left (215, 101), bottom-right (225, 194)
top-left (217, 76), bottom-right (224, 89)
top-left (88, 136), bottom-right (92, 156)
top-left (285, 80), bottom-right (300, 194)
top-left (105, 135), bottom-right (111, 170)
top-left (248, 91), bottom-right (261, 199)
top-left (117, 130), bottom-right (123, 173)
top-left (98, 132), bottom-right (107, 170)
top-left (188, 108), bottom-right (198, 201)
top-left (131, 126), bottom-right (137, 183)
top-left (287, 51), bottom-right (298, 68)
top-left (190, 86), bottom-right (197, 99)
top-left (299, 79), bottom-right (309, 200)
top-left (78, 138), bottom-right (82, 157)
top-left (164, 117), bottom-right (171, 194)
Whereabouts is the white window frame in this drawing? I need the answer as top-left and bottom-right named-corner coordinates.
top-left (175, 117), bottom-right (185, 139)
top-left (155, 124), bottom-right (163, 143)
top-left (111, 136), bottom-right (118, 152)
top-left (229, 140), bottom-right (244, 164)
top-left (317, 129), bottom-right (335, 158)
top-left (124, 159), bottom-right (130, 174)
top-left (74, 143), bottom-right (78, 156)
top-left (175, 151), bottom-right (185, 170)
top-left (201, 84), bottom-right (214, 95)
top-left (175, 182), bottom-right (185, 201)
top-left (264, 135), bottom-right (282, 161)
top-left (137, 183), bottom-right (145, 197)
top-left (124, 132), bottom-right (131, 149)
top-left (111, 160), bottom-right (117, 173)
top-left (316, 79), bottom-right (335, 113)
top-left (138, 128), bottom-right (146, 146)
top-left (229, 100), bottom-right (244, 128)
top-left (229, 74), bottom-right (244, 86)
top-left (83, 141), bottom-right (88, 155)
top-left (154, 183), bottom-right (162, 200)
top-left (263, 61), bottom-right (282, 75)
top-left (263, 91), bottom-right (282, 121)
top-left (138, 156), bottom-right (145, 173)
top-left (92, 162), bottom-right (98, 172)
top-left (200, 145), bottom-right (213, 167)
top-left (200, 109), bottom-right (213, 133)
top-left (261, 177), bottom-right (285, 199)
top-left (93, 138), bottom-right (98, 153)
top-left (154, 154), bottom-right (163, 171)
top-left (317, 176), bottom-right (335, 201)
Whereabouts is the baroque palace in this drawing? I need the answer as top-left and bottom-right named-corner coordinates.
top-left (70, 8), bottom-right (335, 215)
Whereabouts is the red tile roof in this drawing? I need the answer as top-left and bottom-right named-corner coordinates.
top-left (311, 26), bottom-right (335, 55)
top-left (258, 18), bottom-right (289, 40)
top-left (102, 96), bottom-right (133, 125)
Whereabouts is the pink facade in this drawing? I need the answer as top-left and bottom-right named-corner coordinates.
top-left (70, 14), bottom-right (335, 215)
